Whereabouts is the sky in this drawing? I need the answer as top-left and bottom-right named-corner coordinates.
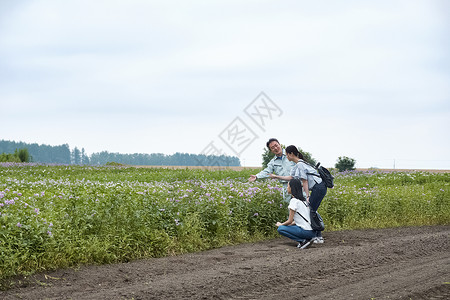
top-left (1, 0), bottom-right (449, 169)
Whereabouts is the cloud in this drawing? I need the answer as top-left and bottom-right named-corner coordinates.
top-left (0, 0), bottom-right (448, 168)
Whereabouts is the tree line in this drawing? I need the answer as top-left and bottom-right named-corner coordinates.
top-left (0, 140), bottom-right (240, 166)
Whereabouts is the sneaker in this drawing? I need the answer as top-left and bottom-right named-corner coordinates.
top-left (313, 237), bottom-right (324, 244)
top-left (297, 239), bottom-right (314, 249)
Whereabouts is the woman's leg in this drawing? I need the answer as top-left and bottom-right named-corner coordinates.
top-left (310, 181), bottom-right (327, 238)
top-left (277, 225), bottom-right (316, 243)
top-left (309, 181), bottom-right (327, 211)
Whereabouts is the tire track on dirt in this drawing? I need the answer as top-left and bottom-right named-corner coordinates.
top-left (228, 227), bottom-right (449, 300)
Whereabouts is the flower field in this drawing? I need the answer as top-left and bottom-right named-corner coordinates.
top-left (0, 163), bottom-right (449, 282)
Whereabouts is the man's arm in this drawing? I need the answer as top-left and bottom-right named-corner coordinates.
top-left (248, 159), bottom-right (275, 181)
top-left (270, 174), bottom-right (293, 181)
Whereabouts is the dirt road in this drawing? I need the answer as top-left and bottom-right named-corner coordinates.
top-left (2, 226), bottom-right (449, 300)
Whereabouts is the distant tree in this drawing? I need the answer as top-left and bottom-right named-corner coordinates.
top-left (16, 148), bottom-right (30, 162)
top-left (54, 144), bottom-right (71, 164)
top-left (81, 148), bottom-right (90, 164)
top-left (298, 147), bottom-right (317, 166)
top-left (335, 156), bottom-right (356, 172)
top-left (262, 147), bottom-right (275, 169)
top-left (72, 147), bottom-right (81, 164)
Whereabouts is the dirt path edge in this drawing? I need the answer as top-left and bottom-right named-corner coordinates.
top-left (1, 225), bottom-right (449, 300)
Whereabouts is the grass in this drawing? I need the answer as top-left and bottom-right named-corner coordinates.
top-left (0, 163), bottom-right (449, 285)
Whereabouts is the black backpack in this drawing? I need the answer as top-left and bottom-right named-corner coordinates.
top-left (296, 203), bottom-right (325, 231)
top-left (302, 160), bottom-right (334, 189)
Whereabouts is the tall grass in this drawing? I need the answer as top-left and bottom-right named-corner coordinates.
top-left (321, 170), bottom-right (449, 229)
top-left (0, 164), bottom-right (449, 284)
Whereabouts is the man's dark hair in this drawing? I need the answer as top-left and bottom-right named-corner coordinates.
top-left (266, 138), bottom-right (280, 148)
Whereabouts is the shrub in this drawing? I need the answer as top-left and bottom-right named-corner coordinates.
top-left (16, 149), bottom-right (30, 163)
top-left (0, 148), bottom-right (30, 163)
top-left (335, 156), bottom-right (356, 172)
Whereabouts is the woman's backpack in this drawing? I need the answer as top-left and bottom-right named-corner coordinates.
top-left (309, 210), bottom-right (325, 231)
top-left (302, 160), bottom-right (334, 189)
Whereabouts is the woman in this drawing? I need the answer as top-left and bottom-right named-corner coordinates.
top-left (272, 145), bottom-right (327, 243)
top-left (276, 178), bottom-right (317, 249)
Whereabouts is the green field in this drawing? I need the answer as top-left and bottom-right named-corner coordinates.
top-left (0, 163), bottom-right (449, 283)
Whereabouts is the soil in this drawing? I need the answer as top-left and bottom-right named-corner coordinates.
top-left (2, 225), bottom-right (449, 300)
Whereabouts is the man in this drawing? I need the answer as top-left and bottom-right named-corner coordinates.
top-left (248, 138), bottom-right (295, 203)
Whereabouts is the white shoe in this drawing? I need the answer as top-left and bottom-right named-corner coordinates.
top-left (313, 237), bottom-right (324, 244)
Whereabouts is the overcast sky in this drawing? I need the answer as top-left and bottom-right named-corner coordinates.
top-left (1, 0), bottom-right (449, 169)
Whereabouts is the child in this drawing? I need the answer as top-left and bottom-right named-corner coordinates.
top-left (276, 178), bottom-right (317, 249)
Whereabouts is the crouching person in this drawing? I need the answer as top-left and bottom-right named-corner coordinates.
top-left (276, 178), bottom-right (317, 249)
